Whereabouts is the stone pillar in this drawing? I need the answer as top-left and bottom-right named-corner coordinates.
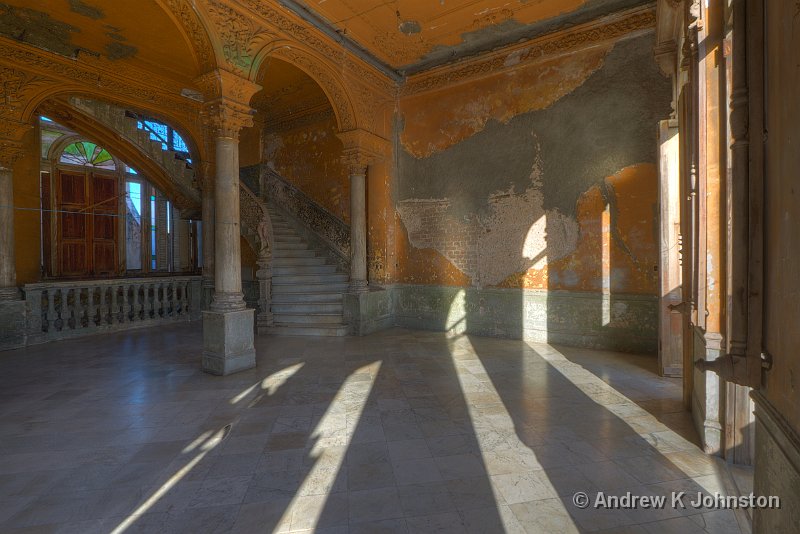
top-left (197, 70), bottom-right (261, 376)
top-left (348, 161), bottom-right (369, 293)
top-left (0, 139), bottom-right (27, 350)
top-left (199, 164), bottom-right (215, 309)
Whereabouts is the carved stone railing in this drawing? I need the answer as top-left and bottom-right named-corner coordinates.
top-left (239, 182), bottom-right (274, 332)
top-left (23, 276), bottom-right (201, 345)
top-left (260, 166), bottom-right (351, 268)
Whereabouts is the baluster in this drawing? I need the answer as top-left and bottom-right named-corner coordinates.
top-left (87, 286), bottom-right (97, 328)
top-left (25, 288), bottom-right (44, 337)
top-left (162, 282), bottom-right (168, 319)
top-left (47, 289), bottom-right (57, 332)
top-left (142, 284), bottom-right (153, 321)
top-left (177, 281), bottom-right (184, 318)
top-left (98, 286), bottom-right (107, 326)
top-left (171, 281), bottom-right (179, 318)
top-left (70, 288), bottom-right (80, 330)
top-left (57, 288), bottom-right (66, 331)
top-left (131, 284), bottom-right (139, 321)
top-left (111, 285), bottom-right (119, 324)
top-left (154, 282), bottom-right (162, 320)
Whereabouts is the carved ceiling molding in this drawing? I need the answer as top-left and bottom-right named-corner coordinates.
top-left (401, 6), bottom-right (657, 96)
top-left (0, 138), bottom-right (27, 170)
top-left (159, 0), bottom-right (216, 73)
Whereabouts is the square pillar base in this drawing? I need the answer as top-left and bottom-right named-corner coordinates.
top-left (202, 308), bottom-right (256, 375)
top-left (0, 299), bottom-right (26, 351)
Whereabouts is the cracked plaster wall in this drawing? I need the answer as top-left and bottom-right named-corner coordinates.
top-left (395, 33), bottom-right (671, 295)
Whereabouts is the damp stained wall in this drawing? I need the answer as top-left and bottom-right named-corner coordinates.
top-left (263, 114), bottom-right (350, 224)
top-left (395, 33), bottom-right (670, 295)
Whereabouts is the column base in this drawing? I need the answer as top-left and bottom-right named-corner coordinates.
top-left (202, 308), bottom-right (256, 376)
top-left (0, 298), bottom-right (26, 351)
top-left (349, 279), bottom-right (369, 293)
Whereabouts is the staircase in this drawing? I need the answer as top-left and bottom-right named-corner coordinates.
top-left (267, 209), bottom-right (350, 336)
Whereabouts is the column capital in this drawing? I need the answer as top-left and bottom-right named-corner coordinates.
top-left (337, 129), bottom-right (390, 175)
top-left (195, 69), bottom-right (261, 139)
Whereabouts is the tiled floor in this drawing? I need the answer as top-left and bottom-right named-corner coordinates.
top-left (0, 325), bottom-right (748, 533)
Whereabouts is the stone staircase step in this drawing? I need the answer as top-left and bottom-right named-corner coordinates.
top-left (273, 273), bottom-right (349, 284)
top-left (272, 302), bottom-right (343, 314)
top-left (272, 291), bottom-right (344, 303)
top-left (273, 264), bottom-right (337, 275)
top-left (264, 324), bottom-right (349, 337)
top-left (272, 257), bottom-right (327, 266)
top-left (273, 235), bottom-right (302, 243)
top-left (273, 282), bottom-right (349, 294)
top-left (274, 242), bottom-right (309, 250)
top-left (272, 249), bottom-right (317, 258)
top-left (274, 313), bottom-right (345, 325)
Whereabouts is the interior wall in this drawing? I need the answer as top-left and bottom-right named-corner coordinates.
top-left (392, 32), bottom-right (671, 352)
top-left (13, 124), bottom-right (41, 285)
top-left (263, 114), bottom-right (350, 223)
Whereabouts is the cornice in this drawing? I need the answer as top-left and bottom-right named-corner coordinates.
top-left (401, 5), bottom-right (657, 97)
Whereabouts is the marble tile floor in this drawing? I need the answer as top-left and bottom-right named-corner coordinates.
top-left (0, 324), bottom-right (749, 534)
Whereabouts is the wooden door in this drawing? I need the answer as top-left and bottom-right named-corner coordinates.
top-left (57, 171), bottom-right (89, 277)
top-left (54, 169), bottom-right (119, 277)
top-left (91, 173), bottom-right (117, 275)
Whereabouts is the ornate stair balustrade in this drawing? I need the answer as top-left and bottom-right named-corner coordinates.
top-left (239, 182), bottom-right (274, 332)
top-left (23, 276), bottom-right (202, 345)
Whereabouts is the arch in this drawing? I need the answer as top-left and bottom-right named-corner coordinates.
top-left (251, 41), bottom-right (359, 132)
top-left (21, 85), bottom-right (206, 166)
top-left (37, 99), bottom-right (201, 215)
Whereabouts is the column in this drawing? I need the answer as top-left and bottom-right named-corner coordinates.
top-left (0, 139), bottom-right (27, 350)
top-left (199, 163), bottom-right (215, 308)
top-left (346, 156), bottom-right (369, 293)
top-left (197, 70), bottom-right (261, 376)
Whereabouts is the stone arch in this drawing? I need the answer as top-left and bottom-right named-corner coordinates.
top-left (37, 98), bottom-right (201, 215)
top-left (155, 0), bottom-right (218, 75)
top-left (22, 85), bottom-right (206, 165)
top-left (251, 42), bottom-right (359, 132)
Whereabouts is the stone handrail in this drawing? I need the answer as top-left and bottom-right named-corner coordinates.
top-left (261, 166), bottom-right (351, 264)
top-left (23, 275), bottom-right (201, 345)
top-left (239, 181), bottom-right (274, 331)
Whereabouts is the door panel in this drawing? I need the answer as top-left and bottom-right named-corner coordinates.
top-left (57, 171), bottom-right (89, 277)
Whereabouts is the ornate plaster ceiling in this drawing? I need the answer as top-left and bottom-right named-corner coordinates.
top-left (292, 0), bottom-right (641, 70)
top-left (0, 0), bottom-right (200, 81)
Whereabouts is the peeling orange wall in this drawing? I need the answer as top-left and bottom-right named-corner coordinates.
top-left (263, 115), bottom-right (350, 223)
top-left (400, 45), bottom-right (609, 158)
top-left (393, 33), bottom-right (671, 295)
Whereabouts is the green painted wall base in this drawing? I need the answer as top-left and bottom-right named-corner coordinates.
top-left (345, 284), bottom-right (657, 354)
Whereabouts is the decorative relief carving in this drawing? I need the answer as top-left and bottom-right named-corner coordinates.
top-left (401, 7), bottom-right (657, 96)
top-left (0, 67), bottom-right (50, 123)
top-left (337, 128), bottom-right (391, 169)
top-left (372, 32), bottom-right (431, 65)
top-left (0, 139), bottom-right (26, 169)
top-left (206, 0), bottom-right (273, 72)
top-left (202, 99), bottom-right (255, 139)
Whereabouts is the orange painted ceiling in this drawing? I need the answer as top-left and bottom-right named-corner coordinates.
top-left (0, 0), bottom-right (200, 81)
top-left (294, 0), bottom-right (590, 68)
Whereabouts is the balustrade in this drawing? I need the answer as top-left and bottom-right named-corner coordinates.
top-left (23, 276), bottom-right (201, 344)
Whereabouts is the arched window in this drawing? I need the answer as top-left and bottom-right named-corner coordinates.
top-left (59, 141), bottom-right (116, 170)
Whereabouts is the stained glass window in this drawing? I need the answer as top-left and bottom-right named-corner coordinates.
top-left (60, 141), bottom-right (116, 169)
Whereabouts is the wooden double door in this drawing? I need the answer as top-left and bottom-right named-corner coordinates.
top-left (52, 169), bottom-right (119, 277)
